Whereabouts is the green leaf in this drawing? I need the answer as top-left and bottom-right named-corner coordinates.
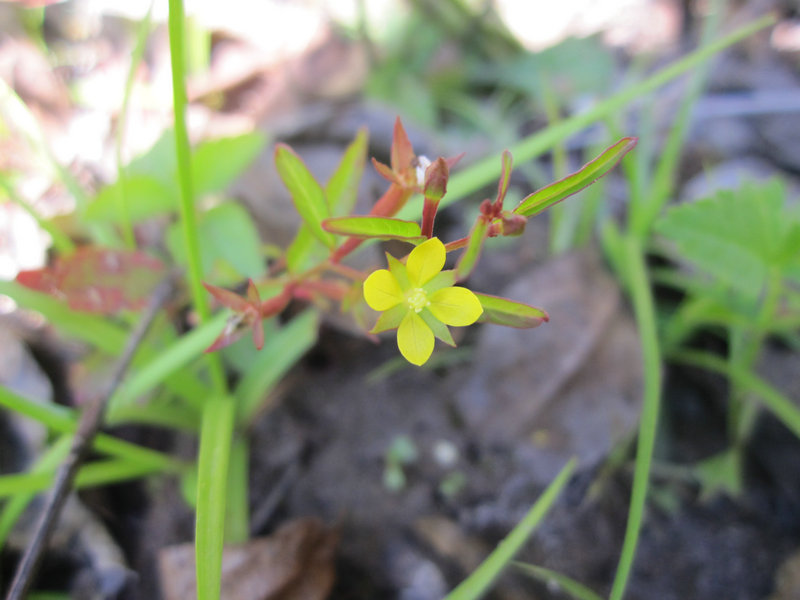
top-left (515, 563), bottom-right (604, 600)
top-left (655, 180), bottom-right (800, 301)
top-left (444, 459), bottom-right (576, 600)
top-left (192, 132), bottom-right (266, 197)
top-left (326, 127), bottom-right (368, 216)
top-left (286, 224), bottom-right (329, 274)
top-left (195, 395), bottom-right (235, 600)
top-left (106, 312), bottom-right (229, 417)
top-left (167, 201), bottom-right (264, 284)
top-left (455, 218), bottom-right (489, 281)
top-left (474, 292), bottom-right (549, 328)
top-left (514, 137), bottom-right (637, 217)
top-left (0, 281), bottom-right (126, 354)
top-left (87, 175), bottom-right (175, 223)
top-left (274, 144), bottom-right (335, 247)
top-left (322, 216), bottom-right (424, 242)
top-left (127, 128), bottom-right (177, 185)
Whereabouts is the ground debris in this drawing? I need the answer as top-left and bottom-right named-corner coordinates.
top-left (158, 517), bottom-right (338, 600)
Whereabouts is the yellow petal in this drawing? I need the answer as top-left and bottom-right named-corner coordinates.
top-left (406, 237), bottom-right (445, 287)
top-left (397, 311), bottom-right (434, 366)
top-left (428, 287), bottom-right (483, 326)
top-left (363, 269), bottom-right (403, 311)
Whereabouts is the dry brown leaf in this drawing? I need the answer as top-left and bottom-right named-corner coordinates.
top-left (158, 517), bottom-right (338, 600)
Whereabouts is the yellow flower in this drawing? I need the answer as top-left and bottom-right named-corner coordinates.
top-left (363, 237), bottom-right (483, 366)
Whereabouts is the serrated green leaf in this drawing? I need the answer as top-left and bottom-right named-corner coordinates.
top-left (474, 293), bottom-right (548, 328)
top-left (87, 175), bottom-right (175, 223)
top-left (326, 127), bottom-right (368, 216)
top-left (274, 144), bottom-right (335, 247)
top-left (514, 137), bottom-right (637, 217)
top-left (323, 216), bottom-right (424, 242)
top-left (192, 132), bottom-right (266, 197)
top-left (655, 180), bottom-right (800, 300)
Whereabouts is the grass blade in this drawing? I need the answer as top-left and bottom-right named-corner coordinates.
top-left (443, 458), bottom-right (576, 600)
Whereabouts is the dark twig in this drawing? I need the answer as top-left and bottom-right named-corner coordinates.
top-left (5, 273), bottom-right (176, 600)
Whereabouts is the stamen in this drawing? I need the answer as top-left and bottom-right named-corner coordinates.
top-left (406, 287), bottom-right (430, 313)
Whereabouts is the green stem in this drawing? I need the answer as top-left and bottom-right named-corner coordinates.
top-left (114, 3), bottom-right (153, 249)
top-left (670, 350), bottom-right (800, 440)
top-left (0, 174), bottom-right (74, 254)
top-left (167, 7), bottom-right (242, 600)
top-left (167, 0), bottom-right (225, 394)
top-left (609, 237), bottom-right (662, 600)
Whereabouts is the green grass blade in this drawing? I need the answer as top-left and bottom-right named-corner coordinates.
top-left (235, 309), bottom-right (319, 425)
top-left (0, 174), bottom-right (74, 254)
top-left (672, 350), bottom-right (800, 440)
top-left (634, 0), bottom-right (723, 238)
top-left (115, 2), bottom-right (153, 249)
top-left (195, 394), bottom-right (235, 600)
top-left (0, 385), bottom-right (177, 470)
top-left (0, 436), bottom-right (70, 548)
top-left (0, 457), bottom-right (172, 498)
top-left (609, 238), bottom-right (663, 600)
top-left (443, 458), bottom-right (576, 600)
top-left (106, 311), bottom-right (228, 415)
top-left (515, 563), bottom-right (604, 600)
top-left (0, 281), bottom-right (127, 354)
top-left (401, 14), bottom-right (774, 217)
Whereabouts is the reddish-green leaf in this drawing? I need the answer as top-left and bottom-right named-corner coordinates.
top-left (322, 216), bottom-right (425, 242)
top-left (474, 292), bottom-right (549, 328)
top-left (16, 247), bottom-right (166, 313)
top-left (514, 137), bottom-right (637, 217)
top-left (326, 127), bottom-right (368, 216)
top-left (495, 150), bottom-right (512, 208)
top-left (274, 144), bottom-right (335, 247)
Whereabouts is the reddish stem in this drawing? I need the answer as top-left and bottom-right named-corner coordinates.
top-left (444, 237), bottom-right (469, 252)
top-left (421, 199), bottom-right (438, 239)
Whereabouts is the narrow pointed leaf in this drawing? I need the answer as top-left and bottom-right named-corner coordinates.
top-left (514, 137), bottom-right (637, 217)
top-left (391, 117), bottom-right (414, 173)
top-left (235, 309), bottom-right (319, 425)
top-left (474, 292), bottom-right (549, 328)
top-left (326, 127), bottom-right (368, 216)
top-left (323, 216), bottom-right (424, 242)
top-left (275, 144), bottom-right (335, 247)
top-left (495, 150), bottom-right (513, 208)
top-left (455, 218), bottom-right (489, 281)
top-left (287, 224), bottom-right (329, 274)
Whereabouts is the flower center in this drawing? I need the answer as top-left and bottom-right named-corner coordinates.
top-left (406, 287), bottom-right (430, 313)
